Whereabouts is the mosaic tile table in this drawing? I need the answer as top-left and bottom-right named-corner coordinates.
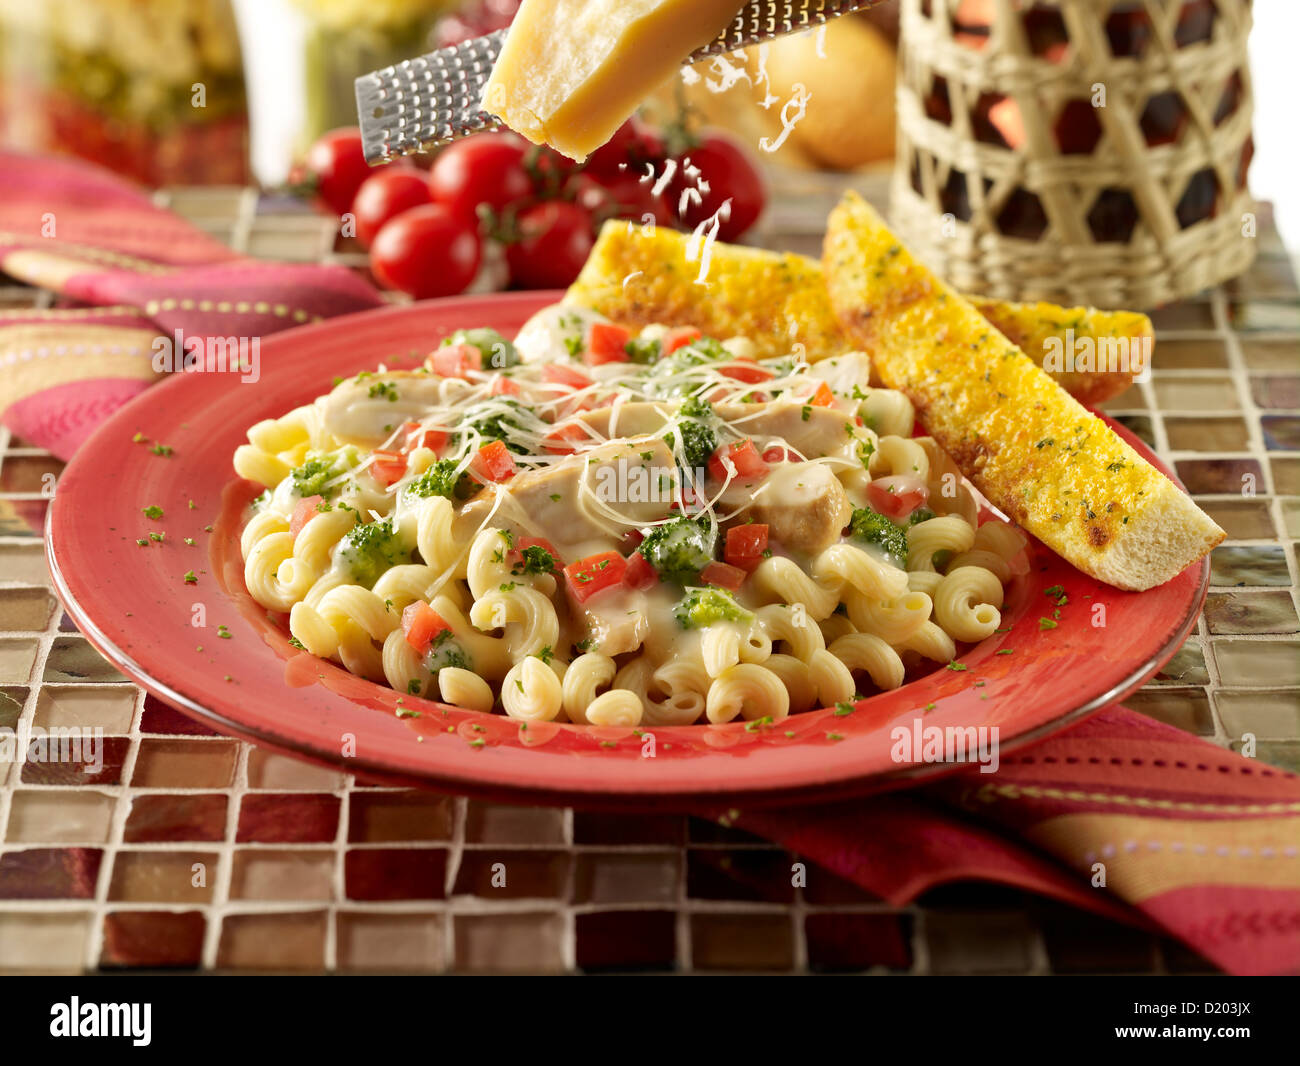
top-left (0, 171), bottom-right (1295, 974)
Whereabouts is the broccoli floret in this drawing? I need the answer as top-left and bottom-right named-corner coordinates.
top-left (648, 337), bottom-right (731, 395)
top-left (424, 628), bottom-right (470, 672)
top-left (908, 507), bottom-right (935, 526)
top-left (290, 453), bottom-right (347, 499)
top-left (679, 394), bottom-right (712, 420)
top-left (444, 327), bottom-right (518, 368)
top-left (512, 545), bottom-right (557, 576)
top-left (623, 335), bottom-right (662, 364)
top-left (667, 420), bottom-right (717, 474)
top-left (847, 507), bottom-right (908, 562)
top-left (338, 518), bottom-right (410, 588)
top-left (459, 399), bottom-right (529, 454)
top-left (404, 459), bottom-right (466, 501)
top-left (638, 516), bottom-right (716, 586)
top-left (674, 587), bottom-right (754, 629)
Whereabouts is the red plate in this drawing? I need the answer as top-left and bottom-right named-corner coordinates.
top-left (47, 294), bottom-right (1208, 809)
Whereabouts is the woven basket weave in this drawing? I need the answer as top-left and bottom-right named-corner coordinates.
top-left (890, 0), bottom-right (1256, 309)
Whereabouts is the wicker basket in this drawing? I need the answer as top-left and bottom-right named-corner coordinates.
top-left (890, 0), bottom-right (1256, 309)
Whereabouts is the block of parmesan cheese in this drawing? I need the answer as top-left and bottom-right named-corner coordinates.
top-left (481, 0), bottom-right (744, 161)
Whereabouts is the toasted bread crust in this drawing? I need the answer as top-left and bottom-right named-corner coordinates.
top-left (823, 193), bottom-right (1223, 591)
top-left (566, 221), bottom-right (1147, 406)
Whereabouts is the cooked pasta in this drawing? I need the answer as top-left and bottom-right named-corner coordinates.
top-left (235, 304), bottom-right (1024, 726)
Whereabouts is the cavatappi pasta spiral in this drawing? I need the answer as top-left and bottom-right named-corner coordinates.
top-left (235, 304), bottom-right (1025, 726)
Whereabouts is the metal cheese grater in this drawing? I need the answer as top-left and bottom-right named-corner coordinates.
top-left (355, 1), bottom-right (880, 165)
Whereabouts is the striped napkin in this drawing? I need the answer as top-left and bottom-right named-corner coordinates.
top-left (0, 151), bottom-right (383, 458)
top-left (720, 706), bottom-right (1300, 975)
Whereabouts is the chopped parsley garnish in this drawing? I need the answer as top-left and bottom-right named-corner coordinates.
top-left (182, 570), bottom-right (197, 584)
top-left (216, 625), bottom-right (231, 639)
top-left (1038, 617), bottom-right (1058, 630)
top-left (141, 505), bottom-right (163, 519)
top-left (512, 545), bottom-right (557, 576)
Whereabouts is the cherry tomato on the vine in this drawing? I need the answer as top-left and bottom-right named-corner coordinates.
top-left (668, 129), bottom-right (766, 242)
top-left (428, 132), bottom-right (534, 222)
top-left (301, 128), bottom-right (371, 218)
top-left (370, 204), bottom-right (481, 299)
top-left (505, 201), bottom-right (595, 289)
top-left (351, 165), bottom-right (430, 247)
top-left (584, 117), bottom-right (665, 179)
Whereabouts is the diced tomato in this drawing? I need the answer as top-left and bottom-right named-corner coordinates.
top-left (585, 322), bottom-right (631, 365)
top-left (542, 363), bottom-right (594, 391)
top-left (866, 474), bottom-right (930, 521)
top-left (509, 535), bottom-right (564, 569)
top-left (541, 421), bottom-right (591, 455)
top-left (761, 445), bottom-right (802, 464)
top-left (468, 440), bottom-right (517, 483)
top-left (700, 561), bottom-right (747, 590)
top-left (724, 524), bottom-right (769, 571)
top-left (809, 381), bottom-right (836, 407)
top-left (489, 376), bottom-right (521, 397)
top-left (426, 342), bottom-right (482, 379)
top-left (370, 449), bottom-right (408, 486)
top-left (564, 551), bottom-right (628, 603)
top-left (662, 326), bottom-right (702, 355)
top-left (718, 361), bottom-right (775, 384)
top-left (622, 551), bottom-right (658, 591)
top-left (290, 495), bottom-right (324, 537)
top-left (401, 601), bottom-right (451, 654)
top-left (400, 421), bottom-right (448, 453)
top-left (622, 528), bottom-right (645, 550)
top-left (707, 439), bottom-right (771, 483)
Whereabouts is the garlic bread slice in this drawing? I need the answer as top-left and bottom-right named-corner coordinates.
top-left (823, 192), bottom-right (1222, 592)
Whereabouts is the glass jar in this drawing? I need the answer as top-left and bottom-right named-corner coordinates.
top-left (294, 0), bottom-right (458, 146)
top-left (0, 0), bottom-right (250, 186)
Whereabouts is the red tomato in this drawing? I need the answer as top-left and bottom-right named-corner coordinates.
top-left (700, 561), bottom-right (747, 590)
top-left (428, 132), bottom-right (533, 222)
top-left (761, 445), bottom-right (801, 464)
top-left (622, 528), bottom-right (645, 550)
top-left (809, 381), bottom-right (836, 407)
top-left (369, 450), bottom-right (407, 486)
top-left (302, 128), bottom-right (370, 217)
top-left (541, 363), bottom-right (594, 390)
top-left (866, 474), bottom-right (931, 521)
top-left (401, 601), bottom-right (450, 654)
top-left (505, 201), bottom-right (595, 289)
top-left (719, 362), bottom-right (775, 385)
top-left (708, 440), bottom-right (770, 483)
top-left (352, 165), bottom-right (430, 247)
top-left (585, 322), bottom-right (631, 365)
top-left (427, 342), bottom-right (483, 379)
top-left (469, 440), bottom-right (517, 483)
top-left (724, 524), bottom-right (769, 571)
top-left (400, 421), bottom-right (448, 453)
top-left (662, 326), bottom-right (702, 355)
top-left (669, 130), bottom-right (766, 241)
top-left (541, 421), bottom-right (590, 455)
top-left (564, 551), bottom-right (627, 602)
top-left (489, 376), bottom-right (522, 396)
top-left (622, 551), bottom-right (659, 591)
top-left (584, 116), bottom-right (665, 179)
top-left (370, 204), bottom-right (481, 299)
top-left (290, 495), bottom-right (324, 537)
